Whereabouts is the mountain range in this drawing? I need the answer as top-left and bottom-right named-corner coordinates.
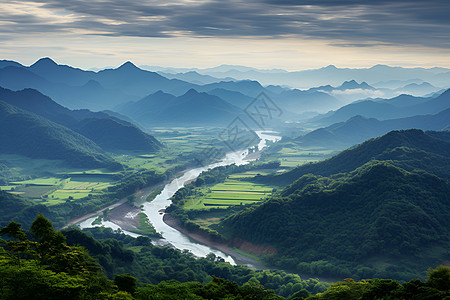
top-left (160, 64), bottom-right (450, 89)
top-left (311, 88), bottom-right (450, 126)
top-left (0, 86), bottom-right (162, 152)
top-left (296, 108), bottom-right (450, 148)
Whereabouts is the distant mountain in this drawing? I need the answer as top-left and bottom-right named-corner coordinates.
top-left (397, 82), bottom-right (438, 96)
top-left (0, 86), bottom-right (162, 152)
top-left (223, 130), bottom-right (450, 280)
top-left (29, 57), bottom-right (94, 86)
top-left (0, 60), bottom-right (24, 69)
top-left (297, 108), bottom-right (450, 148)
top-left (95, 61), bottom-right (194, 97)
top-left (0, 101), bottom-right (118, 169)
top-left (157, 71), bottom-right (235, 85)
top-left (309, 80), bottom-right (375, 93)
top-left (0, 64), bottom-right (134, 110)
top-left (119, 89), bottom-right (242, 126)
top-left (118, 90), bottom-right (177, 124)
top-left (195, 64), bottom-right (450, 89)
top-left (192, 80), bottom-right (267, 98)
top-left (275, 89), bottom-right (342, 114)
top-left (0, 58), bottom-right (197, 110)
top-left (313, 88), bottom-right (450, 125)
top-left (206, 88), bottom-right (254, 109)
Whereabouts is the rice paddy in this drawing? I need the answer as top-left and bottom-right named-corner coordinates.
top-left (184, 171), bottom-right (274, 210)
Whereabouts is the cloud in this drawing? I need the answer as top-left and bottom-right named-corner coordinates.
top-left (1, 0), bottom-right (449, 49)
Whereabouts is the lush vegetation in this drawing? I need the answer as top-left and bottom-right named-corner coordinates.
top-left (62, 225), bottom-right (329, 298)
top-left (0, 100), bottom-right (120, 169)
top-left (167, 162), bottom-right (281, 241)
top-left (308, 269), bottom-right (450, 300)
top-left (219, 130), bottom-right (450, 281)
top-left (2, 216), bottom-right (449, 299)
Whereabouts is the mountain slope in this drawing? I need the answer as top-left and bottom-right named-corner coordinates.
top-left (119, 89), bottom-right (242, 126)
top-left (297, 108), bottom-right (450, 148)
top-left (73, 117), bottom-right (162, 151)
top-left (0, 101), bottom-right (119, 169)
top-left (0, 87), bottom-right (162, 152)
top-left (314, 88), bottom-right (449, 125)
top-left (222, 130), bottom-right (450, 280)
top-left (269, 129), bottom-right (450, 185)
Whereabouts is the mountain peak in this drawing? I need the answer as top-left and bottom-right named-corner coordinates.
top-left (184, 88), bottom-right (200, 97)
top-left (118, 61), bottom-right (139, 70)
top-left (339, 80), bottom-right (359, 89)
top-left (31, 57), bottom-right (58, 68)
top-left (322, 64), bottom-right (337, 70)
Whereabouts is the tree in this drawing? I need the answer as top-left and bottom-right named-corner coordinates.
top-left (114, 273), bottom-right (137, 294)
top-left (426, 265), bottom-right (450, 291)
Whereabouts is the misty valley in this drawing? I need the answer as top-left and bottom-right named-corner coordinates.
top-left (0, 58), bottom-right (449, 299)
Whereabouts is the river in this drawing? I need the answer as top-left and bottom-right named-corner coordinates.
top-left (79, 131), bottom-right (281, 265)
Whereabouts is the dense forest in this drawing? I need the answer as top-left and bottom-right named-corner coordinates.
top-left (1, 216), bottom-right (449, 299)
top-left (219, 130), bottom-right (450, 281)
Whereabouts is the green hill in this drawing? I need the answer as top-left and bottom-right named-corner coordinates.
top-left (0, 190), bottom-right (34, 226)
top-left (221, 130), bottom-right (450, 281)
top-left (263, 129), bottom-right (450, 185)
top-left (0, 86), bottom-right (163, 152)
top-left (73, 117), bottom-right (162, 151)
top-left (0, 101), bottom-right (119, 169)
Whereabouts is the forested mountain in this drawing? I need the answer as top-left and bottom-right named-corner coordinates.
top-left (266, 129), bottom-right (450, 185)
top-left (119, 89), bottom-right (242, 126)
top-left (0, 86), bottom-right (162, 152)
top-left (222, 130), bottom-right (450, 280)
top-left (0, 101), bottom-right (119, 169)
top-left (313, 88), bottom-right (449, 125)
top-left (296, 108), bottom-right (450, 148)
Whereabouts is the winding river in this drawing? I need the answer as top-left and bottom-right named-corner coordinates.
top-left (79, 131), bottom-right (281, 265)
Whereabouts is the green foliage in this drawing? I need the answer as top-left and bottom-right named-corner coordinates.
top-left (306, 267), bottom-right (450, 299)
top-left (115, 273), bottom-right (137, 294)
top-left (63, 226), bottom-right (329, 298)
top-left (0, 100), bottom-right (120, 170)
top-left (0, 216), bottom-right (125, 299)
top-left (222, 130), bottom-right (450, 281)
top-left (135, 276), bottom-right (283, 300)
top-left (426, 265), bottom-right (450, 291)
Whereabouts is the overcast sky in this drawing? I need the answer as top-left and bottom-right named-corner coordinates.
top-left (1, 0), bottom-right (449, 70)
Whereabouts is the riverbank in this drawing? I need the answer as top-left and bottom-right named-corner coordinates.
top-left (63, 198), bottom-right (128, 229)
top-left (63, 182), bottom-right (164, 230)
top-left (163, 213), bottom-right (268, 269)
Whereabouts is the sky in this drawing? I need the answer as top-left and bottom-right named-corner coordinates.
top-left (1, 0), bottom-right (450, 70)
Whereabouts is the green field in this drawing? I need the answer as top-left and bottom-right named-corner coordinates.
top-left (183, 172), bottom-right (274, 210)
top-left (4, 174), bottom-right (115, 205)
